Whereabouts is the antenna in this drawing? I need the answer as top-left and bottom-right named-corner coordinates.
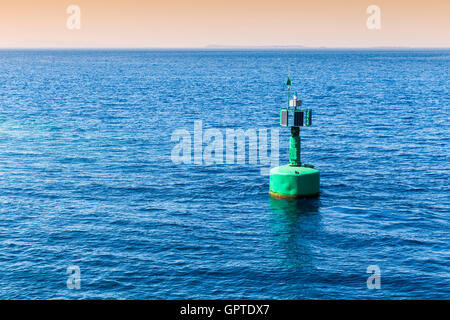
top-left (286, 77), bottom-right (292, 107)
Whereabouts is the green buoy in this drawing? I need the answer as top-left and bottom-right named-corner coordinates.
top-left (269, 78), bottom-right (320, 198)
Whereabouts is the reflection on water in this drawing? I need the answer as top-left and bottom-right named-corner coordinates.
top-left (268, 197), bottom-right (321, 269)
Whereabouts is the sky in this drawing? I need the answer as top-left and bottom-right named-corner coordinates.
top-left (0, 0), bottom-right (449, 48)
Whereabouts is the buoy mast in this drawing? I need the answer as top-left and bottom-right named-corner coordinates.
top-left (269, 78), bottom-right (319, 198)
top-left (282, 77), bottom-right (312, 166)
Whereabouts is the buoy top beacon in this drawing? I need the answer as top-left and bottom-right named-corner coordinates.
top-left (269, 78), bottom-right (320, 199)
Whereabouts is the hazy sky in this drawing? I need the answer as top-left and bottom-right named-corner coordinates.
top-left (1, 0), bottom-right (449, 48)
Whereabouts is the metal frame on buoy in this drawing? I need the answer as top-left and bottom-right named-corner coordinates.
top-left (280, 78), bottom-right (313, 167)
top-left (269, 78), bottom-right (320, 198)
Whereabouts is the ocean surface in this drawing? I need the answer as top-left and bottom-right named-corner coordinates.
top-left (0, 49), bottom-right (448, 299)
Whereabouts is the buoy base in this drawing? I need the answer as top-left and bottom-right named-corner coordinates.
top-left (269, 165), bottom-right (320, 198)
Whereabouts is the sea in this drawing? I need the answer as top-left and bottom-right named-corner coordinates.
top-left (0, 49), bottom-right (448, 299)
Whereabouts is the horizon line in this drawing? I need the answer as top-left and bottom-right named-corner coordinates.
top-left (0, 46), bottom-right (449, 50)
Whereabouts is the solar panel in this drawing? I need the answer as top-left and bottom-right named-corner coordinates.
top-left (280, 109), bottom-right (288, 126)
top-left (294, 111), bottom-right (304, 126)
top-left (306, 109), bottom-right (312, 126)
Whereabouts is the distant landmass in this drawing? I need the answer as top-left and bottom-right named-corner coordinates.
top-left (205, 45), bottom-right (308, 49)
top-left (204, 45), bottom-right (448, 50)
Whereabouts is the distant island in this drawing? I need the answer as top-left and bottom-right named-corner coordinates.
top-left (204, 45), bottom-right (449, 50)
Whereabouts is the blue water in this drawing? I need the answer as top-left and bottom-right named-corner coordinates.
top-left (0, 49), bottom-right (448, 299)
